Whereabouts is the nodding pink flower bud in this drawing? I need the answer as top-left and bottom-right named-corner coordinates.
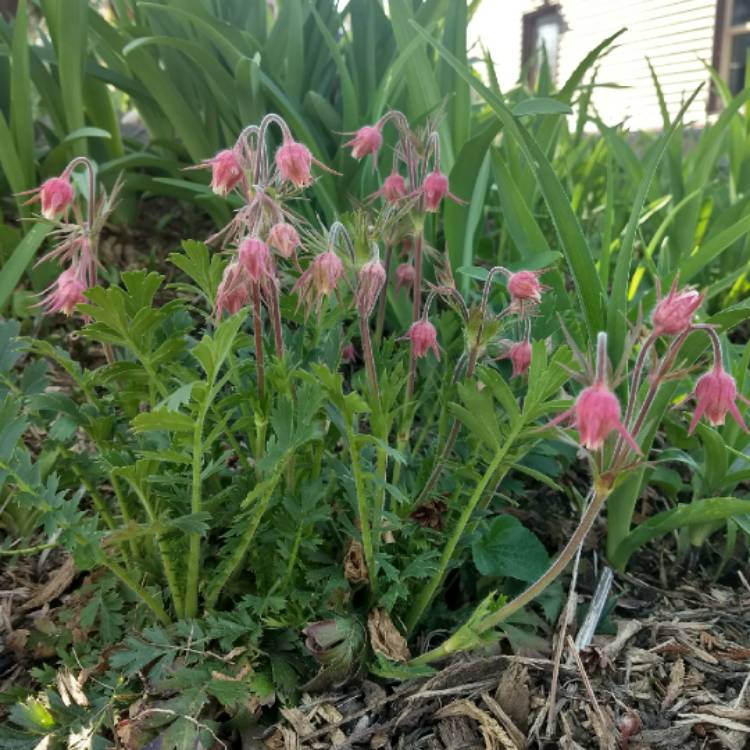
top-left (215, 261), bottom-right (249, 317)
top-left (341, 343), bottom-right (357, 364)
top-left (575, 383), bottom-right (641, 453)
top-left (422, 170), bottom-right (450, 212)
top-left (356, 258), bottom-right (386, 317)
top-left (40, 266), bottom-right (87, 316)
top-left (293, 250), bottom-right (344, 314)
top-left (207, 149), bottom-right (243, 196)
top-left (382, 172), bottom-right (407, 203)
top-left (689, 363), bottom-right (748, 433)
top-left (25, 176), bottom-right (75, 220)
top-left (406, 319), bottom-right (440, 360)
top-left (652, 280), bottom-right (703, 335)
top-left (507, 270), bottom-right (543, 305)
top-left (268, 222), bottom-right (300, 259)
top-left (509, 340), bottom-right (532, 378)
top-left (395, 263), bottom-right (415, 294)
top-left (345, 125), bottom-right (382, 161)
top-left (238, 238), bottom-right (272, 283)
top-left (275, 139), bottom-right (313, 188)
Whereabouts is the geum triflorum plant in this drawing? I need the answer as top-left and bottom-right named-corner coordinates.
top-left (12, 111), bottom-right (749, 686)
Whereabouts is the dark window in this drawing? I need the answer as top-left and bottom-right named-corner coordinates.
top-left (712, 0), bottom-right (750, 110)
top-left (521, 5), bottom-right (563, 87)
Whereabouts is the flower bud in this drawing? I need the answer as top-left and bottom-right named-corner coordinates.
top-left (689, 363), bottom-right (748, 433)
top-left (422, 170), bottom-right (449, 212)
top-left (341, 343), bottom-right (357, 364)
top-left (652, 281), bottom-right (703, 335)
top-left (509, 340), bottom-right (532, 377)
top-left (356, 258), bottom-right (386, 317)
top-left (238, 237), bottom-right (272, 283)
top-left (207, 149), bottom-right (243, 196)
top-left (268, 222), bottom-right (300, 259)
top-left (27, 176), bottom-right (75, 220)
top-left (382, 172), bottom-right (407, 203)
top-left (406, 319), bottom-right (440, 360)
top-left (507, 270), bottom-right (543, 305)
top-left (215, 261), bottom-right (249, 317)
top-left (40, 266), bottom-right (87, 316)
top-left (275, 139), bottom-right (313, 187)
top-left (395, 263), bottom-right (415, 294)
top-left (313, 250), bottom-right (344, 296)
top-left (345, 125), bottom-right (382, 161)
top-left (575, 382), bottom-right (641, 453)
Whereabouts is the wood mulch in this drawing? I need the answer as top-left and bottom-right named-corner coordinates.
top-left (262, 569), bottom-right (750, 750)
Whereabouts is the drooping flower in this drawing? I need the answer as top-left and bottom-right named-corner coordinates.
top-left (381, 172), bottom-right (407, 203)
top-left (652, 279), bottom-right (703, 335)
top-left (275, 139), bottom-right (313, 187)
top-left (509, 340), bottom-right (532, 378)
top-left (345, 125), bottom-right (382, 162)
top-left (574, 383), bottom-right (641, 453)
top-left (507, 270), bottom-right (543, 305)
top-left (689, 363), bottom-right (748, 433)
top-left (421, 170), bottom-right (449, 212)
top-left (394, 263), bottom-right (415, 294)
top-left (206, 149), bottom-right (244, 196)
top-left (406, 319), bottom-right (440, 360)
top-left (356, 258), bottom-right (386, 317)
top-left (24, 176), bottom-right (75, 220)
top-left (341, 343), bottom-right (357, 364)
top-left (268, 222), bottom-right (300, 259)
top-left (215, 261), bottom-right (250, 318)
top-left (292, 249), bottom-right (344, 313)
top-left (238, 237), bottom-right (273, 283)
top-left (39, 266), bottom-right (87, 316)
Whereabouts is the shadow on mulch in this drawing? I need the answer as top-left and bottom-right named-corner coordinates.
top-left (263, 569), bottom-right (750, 750)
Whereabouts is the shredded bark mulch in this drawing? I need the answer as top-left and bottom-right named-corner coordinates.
top-left (263, 570), bottom-right (750, 750)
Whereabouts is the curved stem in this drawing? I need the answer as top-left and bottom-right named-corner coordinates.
top-left (375, 242), bottom-right (393, 344)
top-left (252, 284), bottom-right (265, 403)
top-left (406, 422), bottom-right (522, 633)
top-left (411, 484), bottom-right (611, 665)
top-left (359, 314), bottom-right (380, 401)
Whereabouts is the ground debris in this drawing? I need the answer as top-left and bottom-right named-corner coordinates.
top-left (271, 573), bottom-right (750, 748)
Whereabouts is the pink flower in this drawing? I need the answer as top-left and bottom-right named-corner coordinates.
top-left (341, 343), bottom-right (357, 364)
top-left (275, 139), bottom-right (313, 187)
top-left (356, 258), bottom-right (386, 316)
top-left (509, 340), bottom-right (532, 378)
top-left (238, 237), bottom-right (273, 283)
top-left (507, 270), bottom-right (543, 305)
top-left (24, 176), bottom-right (75, 220)
top-left (208, 149), bottom-right (244, 196)
top-left (345, 125), bottom-right (382, 162)
top-left (406, 319), bottom-right (440, 360)
top-left (652, 279), bottom-right (703, 335)
top-left (40, 266), bottom-right (87, 316)
top-left (574, 383), bottom-right (641, 453)
top-left (689, 363), bottom-right (748, 433)
top-left (215, 261), bottom-right (249, 318)
top-left (395, 263), bottom-right (415, 294)
top-left (381, 172), bottom-right (407, 203)
top-left (422, 170), bottom-right (449, 212)
top-left (293, 250), bottom-right (344, 312)
top-left (268, 222), bottom-right (300, 259)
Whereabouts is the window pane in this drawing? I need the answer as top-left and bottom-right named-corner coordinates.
top-left (729, 33), bottom-right (750, 94)
top-left (732, 0), bottom-right (750, 25)
top-left (535, 13), bottom-right (560, 76)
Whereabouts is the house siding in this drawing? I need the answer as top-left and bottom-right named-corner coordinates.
top-left (470, 0), bottom-right (718, 131)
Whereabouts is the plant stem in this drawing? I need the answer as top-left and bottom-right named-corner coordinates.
top-left (204, 471), bottom-right (282, 609)
top-left (252, 284), bottom-right (265, 403)
top-left (347, 427), bottom-right (378, 594)
top-left (375, 242), bottom-right (393, 344)
top-left (185, 406), bottom-right (208, 618)
top-left (269, 284), bottom-right (284, 358)
top-left (102, 558), bottom-right (170, 626)
top-left (406, 231), bottom-right (424, 401)
top-left (126, 477), bottom-right (185, 618)
top-left (410, 484), bottom-right (611, 665)
top-left (406, 423), bottom-right (521, 633)
top-left (359, 314), bottom-right (380, 401)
